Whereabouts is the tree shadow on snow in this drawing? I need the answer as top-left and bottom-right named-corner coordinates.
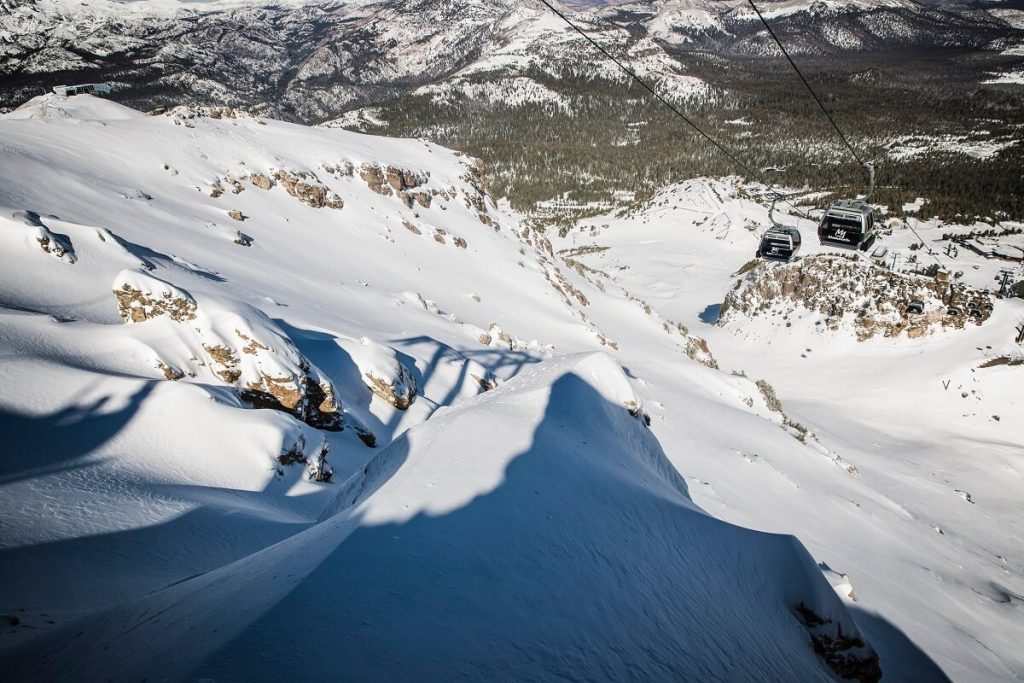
top-left (276, 323), bottom-right (542, 446)
top-left (392, 334), bottom-right (540, 405)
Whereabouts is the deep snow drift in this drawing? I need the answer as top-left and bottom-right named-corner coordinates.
top-left (0, 95), bottom-right (1019, 681)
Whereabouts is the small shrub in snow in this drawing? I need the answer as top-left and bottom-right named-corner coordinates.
top-left (756, 379), bottom-right (783, 414)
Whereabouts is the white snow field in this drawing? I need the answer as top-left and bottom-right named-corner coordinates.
top-left (0, 95), bottom-right (1019, 681)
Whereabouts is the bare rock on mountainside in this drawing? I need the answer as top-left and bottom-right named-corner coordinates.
top-left (33, 223), bottom-right (77, 263)
top-left (684, 335), bottom-right (718, 369)
top-left (338, 337), bottom-right (418, 410)
top-left (363, 370), bottom-right (416, 410)
top-left (719, 255), bottom-right (994, 340)
top-left (241, 368), bottom-right (343, 432)
top-left (112, 271), bottom-right (342, 430)
top-left (14, 210), bottom-right (77, 263)
top-left (360, 163), bottom-right (430, 208)
top-left (479, 322), bottom-right (513, 348)
top-left (114, 271), bottom-right (198, 323)
top-left (385, 165), bottom-right (427, 192)
top-left (360, 164), bottom-right (391, 196)
top-left (209, 177), bottom-right (243, 198)
top-left (274, 170), bottom-right (344, 209)
top-left (249, 172), bottom-right (274, 190)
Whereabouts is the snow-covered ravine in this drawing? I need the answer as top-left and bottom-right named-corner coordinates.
top-left (0, 95), bottom-right (1014, 681)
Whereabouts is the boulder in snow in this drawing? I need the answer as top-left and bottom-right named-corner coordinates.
top-left (338, 337), bottom-right (417, 410)
top-left (14, 210), bottom-right (76, 263)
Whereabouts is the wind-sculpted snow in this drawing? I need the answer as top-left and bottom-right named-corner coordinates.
top-left (1, 354), bottom-right (879, 682)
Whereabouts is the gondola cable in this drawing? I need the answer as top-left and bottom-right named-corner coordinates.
top-left (537, 0), bottom-right (951, 273)
top-left (745, 0), bottom-right (873, 190)
top-left (533, 0), bottom-right (814, 221)
top-left (533, 0), bottom-right (756, 177)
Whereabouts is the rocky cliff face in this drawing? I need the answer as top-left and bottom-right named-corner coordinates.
top-left (719, 255), bottom-right (994, 340)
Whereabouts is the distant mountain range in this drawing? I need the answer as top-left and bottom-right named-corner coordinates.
top-left (0, 0), bottom-right (1021, 120)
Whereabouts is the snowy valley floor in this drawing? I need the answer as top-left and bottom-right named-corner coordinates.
top-left (0, 95), bottom-right (1021, 681)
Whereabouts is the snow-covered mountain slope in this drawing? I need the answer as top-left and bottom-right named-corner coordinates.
top-left (0, 93), bottom-right (587, 614)
top-left (1, 95), bottom-right (1021, 681)
top-left (1, 0), bottom-right (1019, 118)
top-left (3, 352), bottom-right (881, 682)
top-left (0, 94), bottom-right (884, 680)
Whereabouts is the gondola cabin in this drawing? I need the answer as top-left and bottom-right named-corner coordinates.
top-left (757, 226), bottom-right (802, 262)
top-left (818, 199), bottom-right (876, 250)
top-left (52, 83), bottom-right (112, 97)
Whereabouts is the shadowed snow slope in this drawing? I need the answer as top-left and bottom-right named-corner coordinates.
top-left (4, 354), bottom-right (869, 682)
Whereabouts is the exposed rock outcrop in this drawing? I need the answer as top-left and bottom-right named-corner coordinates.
top-left (360, 163), bottom-right (430, 208)
top-left (479, 322), bottom-right (513, 349)
top-left (360, 164), bottom-right (391, 196)
top-left (14, 211), bottom-right (77, 263)
top-left (249, 172), bottom-right (274, 190)
top-left (719, 255), bottom-right (993, 341)
top-left (114, 271), bottom-right (198, 323)
top-left (274, 169), bottom-right (343, 209)
top-left (684, 335), bottom-right (718, 369)
top-left (112, 270), bottom-right (342, 431)
top-left (34, 224), bottom-right (76, 263)
top-left (338, 336), bottom-right (418, 411)
top-left (242, 366), bottom-right (343, 431)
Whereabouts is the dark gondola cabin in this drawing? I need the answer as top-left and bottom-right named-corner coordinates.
top-left (52, 83), bottom-right (112, 97)
top-left (818, 199), bottom-right (876, 250)
top-left (757, 226), bottom-right (802, 262)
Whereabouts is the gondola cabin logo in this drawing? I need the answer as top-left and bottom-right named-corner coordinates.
top-left (834, 229), bottom-right (848, 240)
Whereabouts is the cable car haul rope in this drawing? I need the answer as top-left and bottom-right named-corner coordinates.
top-left (532, 0), bottom-right (951, 267)
top-left (532, 0), bottom-right (869, 201)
